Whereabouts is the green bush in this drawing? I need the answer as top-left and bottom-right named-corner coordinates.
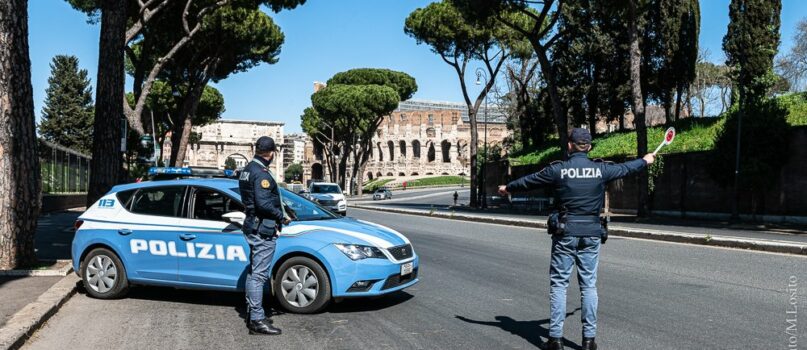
top-left (709, 98), bottom-right (790, 192)
top-left (779, 92), bottom-right (807, 126)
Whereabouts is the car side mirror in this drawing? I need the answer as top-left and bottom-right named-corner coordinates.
top-left (222, 211), bottom-right (246, 226)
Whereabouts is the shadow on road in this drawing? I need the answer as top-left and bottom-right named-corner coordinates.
top-left (74, 283), bottom-right (414, 323)
top-left (455, 307), bottom-right (583, 350)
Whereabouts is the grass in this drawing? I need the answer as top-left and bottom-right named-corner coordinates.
top-left (511, 118), bottom-right (724, 166)
top-left (363, 178), bottom-right (392, 192)
top-left (405, 175), bottom-right (469, 188)
top-left (509, 92), bottom-right (807, 166)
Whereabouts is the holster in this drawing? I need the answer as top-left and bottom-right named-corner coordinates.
top-left (600, 216), bottom-right (609, 243)
top-left (547, 211), bottom-right (567, 236)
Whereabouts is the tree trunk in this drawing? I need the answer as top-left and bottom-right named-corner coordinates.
top-left (663, 89), bottom-right (673, 125)
top-left (172, 84), bottom-right (205, 167)
top-left (468, 109), bottom-right (479, 208)
top-left (674, 85), bottom-right (684, 121)
top-left (587, 67), bottom-right (599, 133)
top-left (535, 47), bottom-right (569, 157)
top-left (87, 0), bottom-right (126, 206)
top-left (628, 1), bottom-right (649, 217)
top-left (0, 0), bottom-right (40, 269)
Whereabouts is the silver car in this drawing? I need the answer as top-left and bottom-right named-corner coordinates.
top-left (373, 189), bottom-right (392, 200)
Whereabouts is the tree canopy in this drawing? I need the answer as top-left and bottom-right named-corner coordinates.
top-left (39, 55), bottom-right (95, 154)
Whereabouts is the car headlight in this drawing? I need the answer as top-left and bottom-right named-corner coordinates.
top-left (334, 244), bottom-right (385, 260)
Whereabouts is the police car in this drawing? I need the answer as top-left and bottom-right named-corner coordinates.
top-left (72, 168), bottom-right (419, 313)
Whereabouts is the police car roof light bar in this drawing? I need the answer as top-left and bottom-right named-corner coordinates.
top-left (148, 167), bottom-right (236, 180)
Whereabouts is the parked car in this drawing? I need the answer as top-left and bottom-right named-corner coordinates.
top-left (373, 188), bottom-right (392, 200)
top-left (308, 182), bottom-right (347, 216)
top-left (72, 170), bottom-right (418, 314)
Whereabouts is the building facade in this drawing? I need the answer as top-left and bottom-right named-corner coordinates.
top-left (163, 119), bottom-right (285, 181)
top-left (283, 133), bottom-right (307, 169)
top-left (303, 100), bottom-right (510, 184)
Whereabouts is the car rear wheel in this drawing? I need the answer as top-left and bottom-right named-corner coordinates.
top-left (274, 257), bottom-right (331, 314)
top-left (81, 248), bottom-right (129, 299)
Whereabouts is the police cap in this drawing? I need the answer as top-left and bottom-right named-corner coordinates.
top-left (255, 136), bottom-right (278, 153)
top-left (569, 128), bottom-right (592, 144)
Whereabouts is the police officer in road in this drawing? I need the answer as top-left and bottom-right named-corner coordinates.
top-left (498, 128), bottom-right (655, 350)
top-left (239, 136), bottom-right (290, 335)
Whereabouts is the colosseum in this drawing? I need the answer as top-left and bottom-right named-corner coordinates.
top-left (304, 100), bottom-right (509, 185)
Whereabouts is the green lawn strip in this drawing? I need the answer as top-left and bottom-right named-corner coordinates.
top-left (404, 175), bottom-right (469, 187)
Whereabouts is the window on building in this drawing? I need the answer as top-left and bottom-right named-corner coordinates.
top-left (428, 114), bottom-right (434, 125)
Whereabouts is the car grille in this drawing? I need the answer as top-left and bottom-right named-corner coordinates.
top-left (387, 244), bottom-right (413, 260)
top-left (381, 268), bottom-right (418, 290)
top-left (318, 199), bottom-right (338, 206)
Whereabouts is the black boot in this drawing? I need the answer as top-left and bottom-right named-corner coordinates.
top-left (582, 337), bottom-right (597, 350)
top-left (540, 337), bottom-right (564, 350)
top-left (247, 318), bottom-right (281, 335)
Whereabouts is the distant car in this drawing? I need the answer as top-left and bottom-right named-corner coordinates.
top-left (308, 182), bottom-right (347, 216)
top-left (373, 189), bottom-right (392, 200)
top-left (72, 168), bottom-right (419, 314)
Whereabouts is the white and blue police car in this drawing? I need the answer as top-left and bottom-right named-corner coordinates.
top-left (72, 168), bottom-right (419, 313)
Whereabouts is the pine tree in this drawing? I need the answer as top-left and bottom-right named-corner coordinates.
top-left (723, 0), bottom-right (782, 105)
top-left (39, 55), bottom-right (94, 154)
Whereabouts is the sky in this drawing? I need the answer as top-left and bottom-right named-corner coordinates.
top-left (28, 0), bottom-right (807, 134)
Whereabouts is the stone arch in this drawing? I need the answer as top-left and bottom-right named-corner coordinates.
top-left (399, 140), bottom-right (407, 159)
top-left (311, 163), bottom-right (323, 180)
top-left (386, 172), bottom-right (394, 177)
top-left (376, 142), bottom-right (384, 162)
top-left (440, 140), bottom-right (451, 163)
top-left (426, 172), bottom-right (434, 175)
top-left (366, 172), bottom-right (374, 181)
top-left (225, 153), bottom-right (249, 169)
top-left (398, 172), bottom-right (405, 176)
top-left (376, 172), bottom-right (382, 178)
top-left (458, 172), bottom-right (467, 176)
top-left (427, 141), bottom-right (435, 163)
top-left (441, 172), bottom-right (450, 175)
top-left (411, 172), bottom-right (419, 176)
top-left (412, 140), bottom-right (421, 158)
top-left (387, 141), bottom-right (395, 161)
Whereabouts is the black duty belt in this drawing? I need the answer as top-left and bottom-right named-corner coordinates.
top-left (565, 216), bottom-right (601, 223)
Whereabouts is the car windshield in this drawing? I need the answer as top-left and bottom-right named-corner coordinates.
top-left (311, 184), bottom-right (341, 194)
top-left (375, 189), bottom-right (385, 193)
top-left (229, 187), bottom-right (338, 221)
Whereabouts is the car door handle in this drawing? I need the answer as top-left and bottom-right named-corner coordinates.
top-left (179, 234), bottom-right (197, 241)
top-left (118, 229), bottom-right (132, 236)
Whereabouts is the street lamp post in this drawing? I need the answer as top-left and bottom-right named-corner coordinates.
top-left (476, 68), bottom-right (488, 209)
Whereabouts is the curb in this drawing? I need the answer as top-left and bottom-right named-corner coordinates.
top-left (0, 273), bottom-right (79, 350)
top-left (0, 260), bottom-right (73, 277)
top-left (351, 204), bottom-right (807, 256)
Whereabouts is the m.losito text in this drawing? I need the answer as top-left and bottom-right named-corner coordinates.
top-left (130, 239), bottom-right (248, 262)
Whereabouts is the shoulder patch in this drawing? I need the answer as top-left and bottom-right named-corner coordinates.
top-left (261, 179), bottom-right (270, 188)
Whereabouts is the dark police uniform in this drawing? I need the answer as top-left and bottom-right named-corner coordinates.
top-left (505, 129), bottom-right (647, 349)
top-left (239, 137), bottom-right (286, 335)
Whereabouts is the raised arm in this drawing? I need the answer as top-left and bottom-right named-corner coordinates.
top-left (602, 154), bottom-right (655, 182)
top-left (504, 164), bottom-right (559, 193)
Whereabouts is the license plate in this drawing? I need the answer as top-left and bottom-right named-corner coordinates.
top-left (400, 262), bottom-right (413, 276)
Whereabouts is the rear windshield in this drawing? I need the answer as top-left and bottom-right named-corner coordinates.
top-left (311, 184), bottom-right (341, 194)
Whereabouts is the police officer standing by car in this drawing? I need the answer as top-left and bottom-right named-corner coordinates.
top-left (498, 128), bottom-right (655, 350)
top-left (239, 136), bottom-right (290, 335)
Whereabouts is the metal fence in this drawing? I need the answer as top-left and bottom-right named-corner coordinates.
top-left (39, 139), bottom-right (91, 194)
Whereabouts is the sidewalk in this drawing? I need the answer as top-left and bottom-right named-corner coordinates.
top-left (0, 209), bottom-right (82, 349)
top-left (351, 203), bottom-right (807, 255)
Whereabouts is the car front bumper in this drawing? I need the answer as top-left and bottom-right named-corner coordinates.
top-left (318, 244), bottom-right (419, 297)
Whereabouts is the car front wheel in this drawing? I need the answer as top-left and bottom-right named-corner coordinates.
top-left (274, 257), bottom-right (332, 314)
top-left (80, 248), bottom-right (129, 299)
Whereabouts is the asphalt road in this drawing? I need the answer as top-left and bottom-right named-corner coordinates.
top-left (25, 208), bottom-right (807, 349)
